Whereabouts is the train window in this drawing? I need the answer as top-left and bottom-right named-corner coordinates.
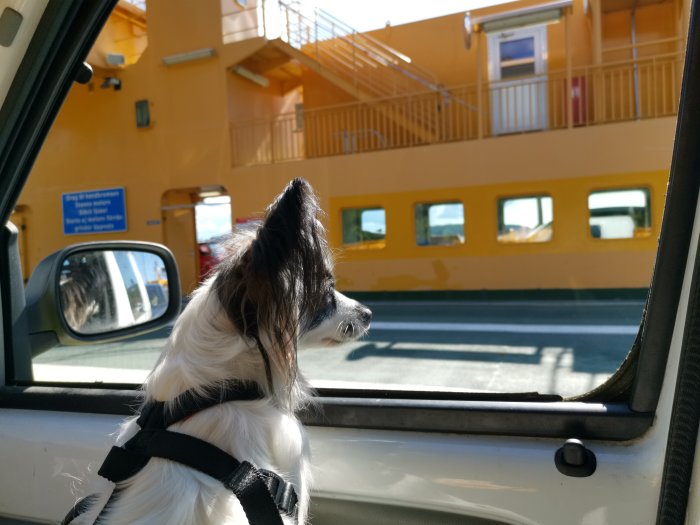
top-left (588, 188), bottom-right (651, 239)
top-left (342, 207), bottom-right (386, 248)
top-left (497, 195), bottom-right (553, 243)
top-left (415, 202), bottom-right (465, 246)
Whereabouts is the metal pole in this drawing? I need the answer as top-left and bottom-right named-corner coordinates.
top-left (261, 0), bottom-right (267, 39)
top-left (565, 6), bottom-right (573, 129)
top-left (591, 0), bottom-right (603, 123)
top-left (476, 30), bottom-right (484, 139)
top-left (631, 8), bottom-right (641, 119)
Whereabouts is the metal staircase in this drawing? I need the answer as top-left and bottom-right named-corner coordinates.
top-left (229, 0), bottom-right (446, 144)
top-left (278, 1), bottom-right (441, 99)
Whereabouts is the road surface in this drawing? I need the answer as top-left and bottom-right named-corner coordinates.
top-left (33, 299), bottom-right (644, 398)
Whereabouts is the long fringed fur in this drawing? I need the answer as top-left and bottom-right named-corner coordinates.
top-left (67, 179), bottom-right (371, 525)
top-left (213, 179), bottom-right (332, 409)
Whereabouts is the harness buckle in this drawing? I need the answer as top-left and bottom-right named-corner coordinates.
top-left (259, 469), bottom-right (298, 515)
top-left (223, 460), bottom-right (256, 491)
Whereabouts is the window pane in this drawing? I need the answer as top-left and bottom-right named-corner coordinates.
top-left (14, 4), bottom-right (678, 401)
top-left (499, 37), bottom-right (536, 79)
top-left (416, 202), bottom-right (465, 246)
top-left (589, 188), bottom-right (651, 239)
top-left (500, 37), bottom-right (535, 61)
top-left (135, 99), bottom-right (150, 128)
top-left (498, 195), bottom-right (553, 243)
top-left (501, 62), bottom-right (536, 79)
top-left (342, 207), bottom-right (386, 248)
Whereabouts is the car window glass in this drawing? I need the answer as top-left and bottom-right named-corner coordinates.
top-left (11, 1), bottom-right (683, 399)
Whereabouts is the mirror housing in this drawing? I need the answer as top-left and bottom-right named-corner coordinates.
top-left (25, 241), bottom-right (181, 355)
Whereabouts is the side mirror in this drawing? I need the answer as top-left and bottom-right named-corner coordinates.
top-left (25, 242), bottom-right (181, 354)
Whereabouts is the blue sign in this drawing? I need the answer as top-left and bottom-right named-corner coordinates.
top-left (62, 187), bottom-right (127, 235)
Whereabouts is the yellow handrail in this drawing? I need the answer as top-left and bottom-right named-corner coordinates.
top-left (230, 53), bottom-right (682, 167)
top-left (602, 36), bottom-right (682, 54)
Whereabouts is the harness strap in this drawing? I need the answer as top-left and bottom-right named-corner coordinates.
top-left (145, 380), bottom-right (265, 428)
top-left (83, 381), bottom-right (297, 525)
top-left (98, 430), bottom-right (296, 522)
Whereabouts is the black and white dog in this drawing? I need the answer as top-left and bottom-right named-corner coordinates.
top-left (67, 178), bottom-right (371, 524)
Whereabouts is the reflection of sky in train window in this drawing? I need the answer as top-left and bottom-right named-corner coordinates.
top-left (361, 209), bottom-right (385, 234)
top-left (342, 207), bottom-right (386, 247)
top-left (498, 196), bottom-right (553, 243)
top-left (429, 203), bottom-right (463, 226)
top-left (416, 202), bottom-right (465, 246)
top-left (589, 189), bottom-right (651, 239)
top-left (589, 189), bottom-right (648, 209)
top-left (503, 196), bottom-right (552, 228)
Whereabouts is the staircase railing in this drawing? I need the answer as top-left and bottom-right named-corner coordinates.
top-left (278, 0), bottom-right (441, 98)
top-left (222, 0), bottom-right (446, 136)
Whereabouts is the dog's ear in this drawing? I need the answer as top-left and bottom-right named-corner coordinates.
top-left (214, 178), bottom-right (330, 396)
top-left (252, 178), bottom-right (324, 279)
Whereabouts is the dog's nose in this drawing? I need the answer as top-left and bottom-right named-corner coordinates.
top-left (358, 306), bottom-right (372, 325)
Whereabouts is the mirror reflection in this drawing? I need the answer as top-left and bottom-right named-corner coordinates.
top-left (60, 250), bottom-right (169, 335)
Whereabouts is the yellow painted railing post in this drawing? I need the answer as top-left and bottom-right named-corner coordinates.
top-left (269, 120), bottom-right (275, 164)
top-left (476, 30), bottom-right (484, 140)
top-left (565, 6), bottom-right (573, 129)
top-left (591, 0), bottom-right (603, 124)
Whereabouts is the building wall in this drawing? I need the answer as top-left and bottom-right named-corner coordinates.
top-left (226, 117), bottom-right (675, 291)
top-left (15, 0), bottom-right (682, 292)
top-left (300, 0), bottom-right (681, 110)
top-left (228, 117), bottom-right (675, 215)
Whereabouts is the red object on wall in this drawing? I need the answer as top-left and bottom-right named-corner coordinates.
top-left (198, 243), bottom-right (219, 281)
top-left (571, 76), bottom-right (587, 126)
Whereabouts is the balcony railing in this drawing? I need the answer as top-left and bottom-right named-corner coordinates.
top-left (231, 52), bottom-right (682, 167)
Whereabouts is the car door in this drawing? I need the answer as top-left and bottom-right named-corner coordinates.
top-left (1, 1), bottom-right (700, 524)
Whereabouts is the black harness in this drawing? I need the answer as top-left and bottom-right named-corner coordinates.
top-left (62, 381), bottom-right (298, 525)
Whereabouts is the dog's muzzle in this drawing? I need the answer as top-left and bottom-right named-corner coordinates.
top-left (339, 306), bottom-right (372, 340)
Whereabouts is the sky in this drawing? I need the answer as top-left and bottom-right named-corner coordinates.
top-left (196, 198), bottom-right (233, 242)
top-left (312, 0), bottom-right (518, 32)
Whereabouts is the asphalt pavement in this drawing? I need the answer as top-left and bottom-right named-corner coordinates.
top-left (33, 299), bottom-right (644, 398)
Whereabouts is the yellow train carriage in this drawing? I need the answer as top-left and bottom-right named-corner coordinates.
top-left (328, 170), bottom-right (664, 292)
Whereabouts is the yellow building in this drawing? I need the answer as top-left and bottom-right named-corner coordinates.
top-left (15, 0), bottom-right (689, 294)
